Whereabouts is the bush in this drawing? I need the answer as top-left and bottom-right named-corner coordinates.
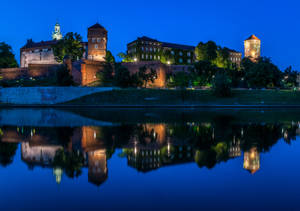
top-left (212, 72), bottom-right (232, 97)
top-left (56, 65), bottom-right (75, 86)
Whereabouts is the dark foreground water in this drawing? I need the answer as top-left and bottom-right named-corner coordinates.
top-left (0, 108), bottom-right (300, 211)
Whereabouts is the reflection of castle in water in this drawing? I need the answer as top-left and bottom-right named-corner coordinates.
top-left (3, 126), bottom-right (108, 187)
top-left (0, 120), bottom-right (299, 186)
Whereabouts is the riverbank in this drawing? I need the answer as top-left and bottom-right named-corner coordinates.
top-left (1, 88), bottom-right (300, 107)
top-left (63, 89), bottom-right (300, 107)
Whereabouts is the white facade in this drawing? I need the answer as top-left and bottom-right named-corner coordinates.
top-left (21, 48), bottom-right (59, 68)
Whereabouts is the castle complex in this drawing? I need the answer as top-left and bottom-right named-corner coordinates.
top-left (4, 22), bottom-right (263, 87)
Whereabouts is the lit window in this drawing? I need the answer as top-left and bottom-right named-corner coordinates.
top-left (154, 55), bottom-right (156, 59)
top-left (142, 54), bottom-right (144, 59)
top-left (179, 51), bottom-right (183, 56)
top-left (146, 54), bottom-right (148, 59)
top-left (150, 48), bottom-right (153, 52)
top-left (158, 56), bottom-right (160, 60)
top-left (179, 58), bottom-right (183, 63)
top-left (188, 59), bottom-right (191, 63)
top-left (97, 38), bottom-right (101, 43)
top-left (171, 51), bottom-right (175, 55)
top-left (150, 55), bottom-right (153, 59)
top-left (141, 47), bottom-right (144, 51)
top-left (95, 44), bottom-right (98, 49)
top-left (187, 52), bottom-right (191, 57)
top-left (92, 38), bottom-right (96, 43)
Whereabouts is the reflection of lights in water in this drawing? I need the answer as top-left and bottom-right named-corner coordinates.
top-left (241, 128), bottom-right (244, 136)
top-left (167, 143), bottom-right (171, 155)
top-left (94, 131), bottom-right (96, 139)
top-left (134, 147), bottom-right (137, 155)
top-left (284, 131), bottom-right (288, 139)
top-left (153, 132), bottom-right (157, 139)
top-left (250, 152), bottom-right (255, 159)
top-left (53, 167), bottom-right (63, 184)
top-left (30, 130), bottom-right (33, 137)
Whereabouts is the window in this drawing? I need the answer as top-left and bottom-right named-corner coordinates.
top-left (146, 54), bottom-right (148, 59)
top-left (171, 51), bottom-right (175, 55)
top-left (179, 58), bottom-right (183, 63)
top-left (158, 56), bottom-right (160, 60)
top-left (150, 48), bottom-right (153, 52)
top-left (188, 59), bottom-right (191, 64)
top-left (142, 54), bottom-right (144, 59)
top-left (95, 44), bottom-right (98, 49)
top-left (154, 48), bottom-right (156, 52)
top-left (97, 38), bottom-right (101, 43)
top-left (179, 51), bottom-right (183, 56)
top-left (154, 55), bottom-right (156, 60)
top-left (141, 47), bottom-right (144, 51)
top-left (150, 55), bottom-right (153, 59)
top-left (92, 38), bottom-right (96, 43)
top-left (187, 52), bottom-right (191, 57)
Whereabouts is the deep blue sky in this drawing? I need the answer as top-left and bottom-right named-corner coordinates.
top-left (1, 0), bottom-right (299, 70)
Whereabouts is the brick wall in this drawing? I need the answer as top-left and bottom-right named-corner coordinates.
top-left (80, 59), bottom-right (105, 86)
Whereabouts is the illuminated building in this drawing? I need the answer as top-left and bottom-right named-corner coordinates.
top-left (243, 147), bottom-right (260, 174)
top-left (87, 23), bottom-right (107, 62)
top-left (228, 49), bottom-right (242, 67)
top-left (244, 34), bottom-right (261, 62)
top-left (127, 36), bottom-right (195, 65)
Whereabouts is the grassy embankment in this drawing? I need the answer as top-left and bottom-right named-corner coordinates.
top-left (64, 89), bottom-right (300, 106)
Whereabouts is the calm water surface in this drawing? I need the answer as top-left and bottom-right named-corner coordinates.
top-left (0, 108), bottom-right (300, 211)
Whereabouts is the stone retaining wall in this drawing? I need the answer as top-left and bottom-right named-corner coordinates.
top-left (0, 87), bottom-right (116, 105)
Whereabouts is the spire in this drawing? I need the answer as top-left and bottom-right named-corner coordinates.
top-left (52, 22), bottom-right (63, 40)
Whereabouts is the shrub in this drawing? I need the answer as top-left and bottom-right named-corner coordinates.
top-left (212, 71), bottom-right (232, 97)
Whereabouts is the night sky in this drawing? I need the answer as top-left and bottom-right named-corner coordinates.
top-left (1, 0), bottom-right (299, 70)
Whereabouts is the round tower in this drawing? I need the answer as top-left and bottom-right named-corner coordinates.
top-left (244, 34), bottom-right (261, 62)
top-left (87, 23), bottom-right (107, 61)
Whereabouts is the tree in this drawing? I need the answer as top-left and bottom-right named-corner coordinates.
top-left (105, 51), bottom-right (115, 64)
top-left (212, 71), bottom-right (232, 97)
top-left (53, 32), bottom-right (84, 63)
top-left (192, 61), bottom-right (217, 87)
top-left (137, 66), bottom-right (157, 88)
top-left (244, 57), bottom-right (282, 88)
top-left (195, 41), bottom-right (218, 62)
top-left (173, 71), bottom-right (191, 102)
top-left (282, 66), bottom-right (298, 88)
top-left (114, 64), bottom-right (133, 88)
top-left (195, 41), bottom-right (232, 69)
top-left (118, 52), bottom-right (133, 62)
top-left (0, 42), bottom-right (18, 68)
top-left (56, 65), bottom-right (75, 86)
top-left (0, 141), bottom-right (18, 167)
top-left (96, 51), bottom-right (115, 86)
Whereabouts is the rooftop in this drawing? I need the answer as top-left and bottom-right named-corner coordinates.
top-left (88, 23), bottom-right (106, 30)
top-left (245, 34), bottom-right (260, 41)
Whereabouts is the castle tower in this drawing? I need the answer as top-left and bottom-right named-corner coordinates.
top-left (52, 22), bottom-right (63, 40)
top-left (87, 23), bottom-right (107, 61)
top-left (243, 147), bottom-right (260, 174)
top-left (244, 35), bottom-right (261, 62)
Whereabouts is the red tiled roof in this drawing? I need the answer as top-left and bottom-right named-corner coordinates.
top-left (245, 34), bottom-right (260, 41)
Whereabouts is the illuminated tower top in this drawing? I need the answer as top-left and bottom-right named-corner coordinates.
top-left (52, 22), bottom-right (63, 40)
top-left (244, 34), bottom-right (261, 62)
